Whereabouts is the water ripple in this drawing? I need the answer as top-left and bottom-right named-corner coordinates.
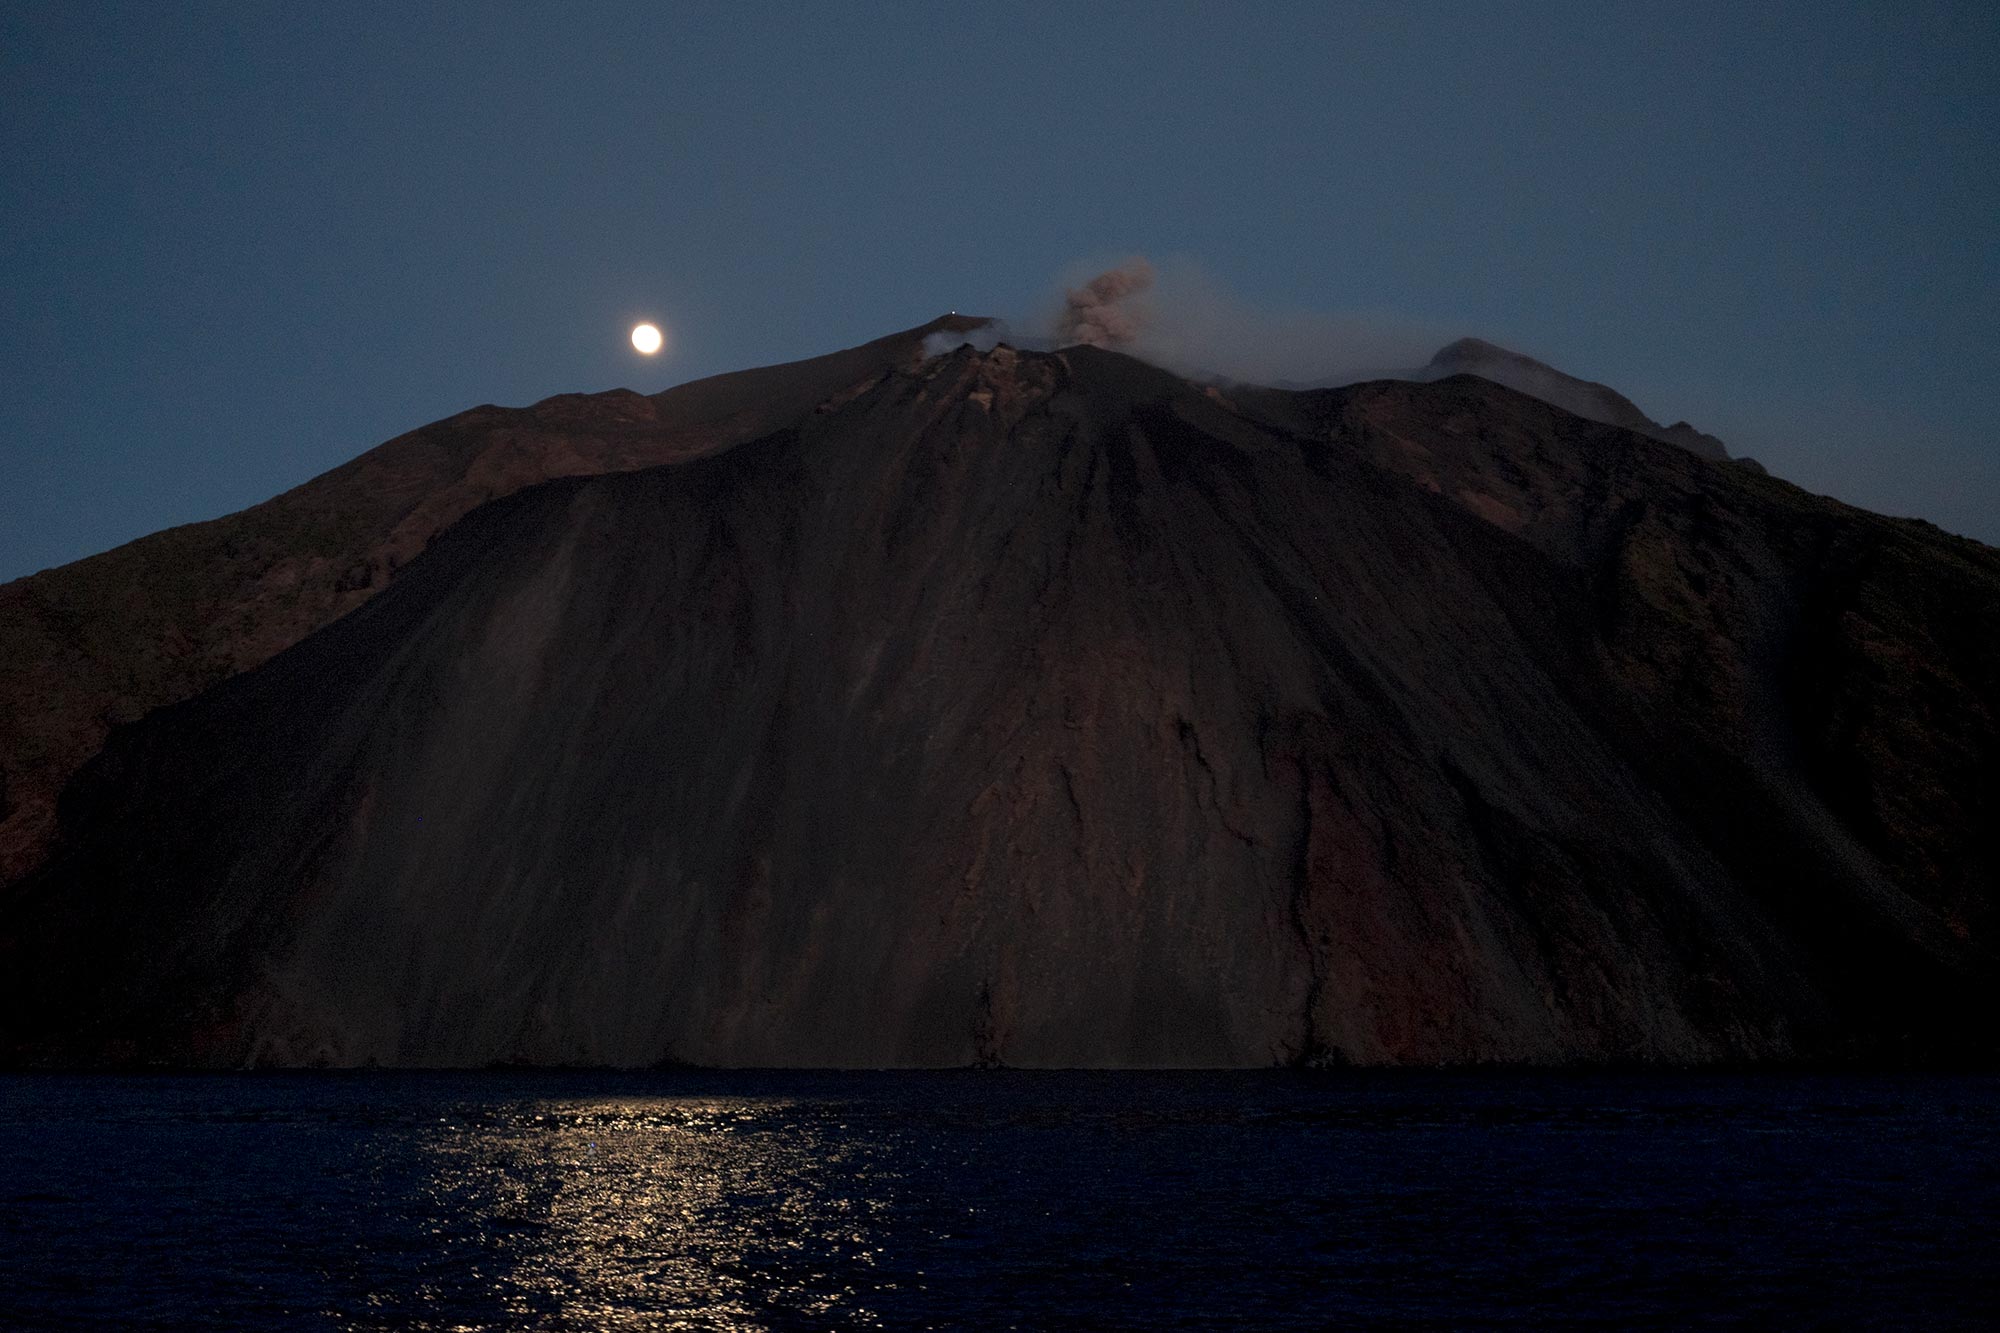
top-left (1, 1072), bottom-right (1997, 1329)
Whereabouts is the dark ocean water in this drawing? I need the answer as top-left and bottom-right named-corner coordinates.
top-left (1, 1071), bottom-right (1996, 1330)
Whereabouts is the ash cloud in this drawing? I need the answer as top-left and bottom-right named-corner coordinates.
top-left (1045, 254), bottom-right (1446, 388)
top-left (920, 254), bottom-right (1450, 388)
top-left (1056, 258), bottom-right (1156, 349)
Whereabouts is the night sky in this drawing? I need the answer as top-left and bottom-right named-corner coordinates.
top-left (3, 2), bottom-right (1995, 580)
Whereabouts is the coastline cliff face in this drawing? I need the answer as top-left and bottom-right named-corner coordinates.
top-left (3, 333), bottom-right (1994, 1067)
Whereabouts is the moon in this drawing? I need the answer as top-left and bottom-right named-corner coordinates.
top-left (630, 322), bottom-right (664, 355)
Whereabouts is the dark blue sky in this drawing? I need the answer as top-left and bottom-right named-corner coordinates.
top-left (4, 2), bottom-right (1996, 579)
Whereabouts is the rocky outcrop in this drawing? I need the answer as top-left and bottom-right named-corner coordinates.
top-left (4, 339), bottom-right (1993, 1068)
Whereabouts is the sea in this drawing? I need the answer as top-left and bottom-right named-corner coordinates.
top-left (2, 1070), bottom-right (1996, 1329)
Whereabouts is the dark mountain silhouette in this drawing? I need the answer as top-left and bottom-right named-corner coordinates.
top-left (0, 316), bottom-right (988, 887)
top-left (2, 326), bottom-right (1995, 1067)
top-left (1421, 337), bottom-right (1749, 467)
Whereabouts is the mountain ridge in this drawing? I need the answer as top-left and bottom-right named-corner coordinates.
top-left (0, 315), bottom-right (986, 887)
top-left (1421, 337), bottom-right (1741, 465)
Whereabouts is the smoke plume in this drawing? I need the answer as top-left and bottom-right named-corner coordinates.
top-left (920, 254), bottom-right (1451, 388)
top-left (1056, 259), bottom-right (1156, 349)
top-left (1043, 254), bottom-right (1446, 387)
top-left (921, 323), bottom-right (1010, 358)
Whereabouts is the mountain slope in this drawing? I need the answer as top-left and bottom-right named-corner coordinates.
top-left (6, 344), bottom-right (1993, 1068)
top-left (0, 316), bottom-right (988, 886)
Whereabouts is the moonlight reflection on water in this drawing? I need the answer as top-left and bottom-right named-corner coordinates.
top-left (3, 1072), bottom-right (1998, 1329)
top-left (399, 1099), bottom-right (899, 1327)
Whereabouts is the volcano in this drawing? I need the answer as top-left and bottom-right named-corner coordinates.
top-left (3, 320), bottom-right (1996, 1067)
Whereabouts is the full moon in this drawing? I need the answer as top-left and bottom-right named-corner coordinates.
top-left (630, 322), bottom-right (664, 355)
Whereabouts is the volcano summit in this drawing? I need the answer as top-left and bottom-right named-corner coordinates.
top-left (3, 320), bottom-right (1995, 1068)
